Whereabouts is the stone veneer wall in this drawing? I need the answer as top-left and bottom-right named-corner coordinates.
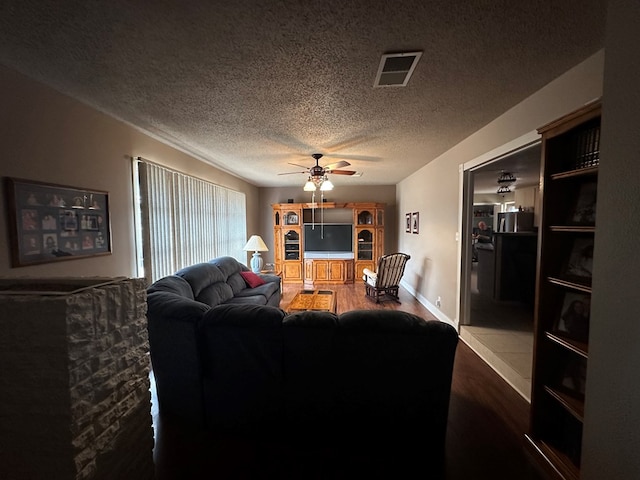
top-left (0, 278), bottom-right (154, 480)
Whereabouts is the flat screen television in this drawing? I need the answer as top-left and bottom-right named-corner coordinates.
top-left (304, 223), bottom-right (353, 253)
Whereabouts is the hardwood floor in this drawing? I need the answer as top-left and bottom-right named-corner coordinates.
top-left (152, 282), bottom-right (544, 479)
top-left (280, 281), bottom-right (438, 317)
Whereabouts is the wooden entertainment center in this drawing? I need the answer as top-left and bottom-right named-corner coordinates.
top-left (272, 202), bottom-right (385, 284)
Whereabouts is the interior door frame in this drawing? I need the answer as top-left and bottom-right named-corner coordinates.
top-left (456, 131), bottom-right (541, 329)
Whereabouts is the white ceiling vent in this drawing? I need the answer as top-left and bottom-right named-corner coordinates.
top-left (373, 51), bottom-right (422, 87)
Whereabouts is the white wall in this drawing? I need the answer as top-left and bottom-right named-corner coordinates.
top-left (397, 50), bottom-right (604, 325)
top-left (0, 65), bottom-right (260, 278)
top-left (514, 186), bottom-right (536, 211)
top-left (582, 1), bottom-right (640, 478)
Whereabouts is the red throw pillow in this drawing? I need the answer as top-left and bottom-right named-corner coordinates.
top-left (240, 271), bottom-right (266, 288)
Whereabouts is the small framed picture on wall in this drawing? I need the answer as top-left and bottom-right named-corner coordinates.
top-left (405, 213), bottom-right (411, 233)
top-left (412, 212), bottom-right (419, 234)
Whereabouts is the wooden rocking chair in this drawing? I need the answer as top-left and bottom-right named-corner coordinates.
top-left (363, 253), bottom-right (411, 303)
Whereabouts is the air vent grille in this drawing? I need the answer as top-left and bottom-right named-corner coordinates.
top-left (374, 51), bottom-right (422, 87)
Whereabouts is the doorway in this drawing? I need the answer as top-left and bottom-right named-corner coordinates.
top-left (459, 142), bottom-right (541, 401)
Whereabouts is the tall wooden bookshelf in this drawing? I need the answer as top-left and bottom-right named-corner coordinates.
top-left (525, 100), bottom-right (601, 480)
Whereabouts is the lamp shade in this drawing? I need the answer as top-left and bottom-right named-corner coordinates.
top-left (243, 235), bottom-right (268, 252)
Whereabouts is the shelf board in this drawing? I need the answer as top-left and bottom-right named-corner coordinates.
top-left (544, 386), bottom-right (585, 422)
top-left (546, 331), bottom-right (589, 358)
top-left (547, 276), bottom-right (592, 293)
top-left (525, 435), bottom-right (580, 480)
top-left (550, 165), bottom-right (598, 180)
top-left (549, 225), bottom-right (596, 233)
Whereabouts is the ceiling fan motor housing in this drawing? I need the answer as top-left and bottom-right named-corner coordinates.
top-left (310, 153), bottom-right (325, 177)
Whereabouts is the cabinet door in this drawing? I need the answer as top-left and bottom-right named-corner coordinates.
top-left (283, 262), bottom-right (302, 282)
top-left (328, 260), bottom-right (344, 282)
top-left (282, 208), bottom-right (301, 226)
top-left (282, 227), bottom-right (302, 282)
top-left (355, 260), bottom-right (375, 281)
top-left (355, 228), bottom-right (374, 261)
top-left (313, 260), bottom-right (330, 281)
top-left (355, 209), bottom-right (374, 226)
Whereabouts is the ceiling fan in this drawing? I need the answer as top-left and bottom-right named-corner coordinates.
top-left (278, 153), bottom-right (359, 190)
top-left (279, 153), bottom-right (358, 177)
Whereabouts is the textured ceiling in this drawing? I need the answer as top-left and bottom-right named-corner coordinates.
top-left (0, 0), bottom-right (606, 188)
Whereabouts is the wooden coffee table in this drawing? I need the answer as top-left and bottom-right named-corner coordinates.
top-left (286, 289), bottom-right (337, 314)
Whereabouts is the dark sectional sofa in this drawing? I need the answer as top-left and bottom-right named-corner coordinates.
top-left (146, 257), bottom-right (459, 476)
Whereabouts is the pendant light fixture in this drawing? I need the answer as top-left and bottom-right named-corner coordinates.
top-left (497, 170), bottom-right (516, 194)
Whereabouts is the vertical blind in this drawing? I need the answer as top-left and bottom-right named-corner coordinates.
top-left (135, 159), bottom-right (247, 282)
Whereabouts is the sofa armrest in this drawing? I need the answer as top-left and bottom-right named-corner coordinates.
top-left (146, 291), bottom-right (211, 425)
top-left (147, 291), bottom-right (210, 322)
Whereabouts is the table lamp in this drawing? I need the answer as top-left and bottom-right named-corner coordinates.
top-left (243, 235), bottom-right (269, 273)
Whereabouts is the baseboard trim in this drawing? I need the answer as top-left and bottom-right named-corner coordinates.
top-left (400, 280), bottom-right (455, 328)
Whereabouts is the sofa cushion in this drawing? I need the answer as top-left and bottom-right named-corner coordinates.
top-left (209, 257), bottom-right (249, 295)
top-left (240, 270), bottom-right (266, 288)
top-left (224, 295), bottom-right (268, 305)
top-left (283, 311), bottom-right (339, 441)
top-left (333, 309), bottom-right (458, 457)
top-left (198, 304), bottom-right (287, 435)
top-left (227, 272), bottom-right (248, 295)
top-left (233, 281), bottom-right (278, 299)
top-left (197, 282), bottom-right (234, 306)
top-left (209, 256), bottom-right (245, 278)
top-left (175, 263), bottom-right (226, 297)
top-left (338, 308), bottom-right (433, 332)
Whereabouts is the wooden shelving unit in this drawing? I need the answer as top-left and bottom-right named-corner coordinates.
top-left (526, 100), bottom-right (601, 479)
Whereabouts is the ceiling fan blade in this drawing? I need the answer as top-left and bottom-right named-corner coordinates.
top-left (323, 160), bottom-right (350, 170)
top-left (287, 162), bottom-right (311, 169)
top-left (328, 170), bottom-right (357, 175)
top-left (278, 171), bottom-right (307, 175)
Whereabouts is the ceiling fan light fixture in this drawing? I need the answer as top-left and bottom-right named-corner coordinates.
top-left (303, 177), bottom-right (317, 191)
top-left (320, 176), bottom-right (333, 191)
top-left (497, 185), bottom-right (511, 195)
top-left (293, 153), bottom-right (356, 191)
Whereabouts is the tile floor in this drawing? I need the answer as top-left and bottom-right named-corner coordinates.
top-left (459, 263), bottom-right (534, 401)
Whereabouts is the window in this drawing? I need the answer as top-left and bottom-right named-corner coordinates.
top-left (133, 159), bottom-right (246, 282)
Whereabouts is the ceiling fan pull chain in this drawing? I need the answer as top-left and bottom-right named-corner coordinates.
top-left (321, 191), bottom-right (325, 238)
